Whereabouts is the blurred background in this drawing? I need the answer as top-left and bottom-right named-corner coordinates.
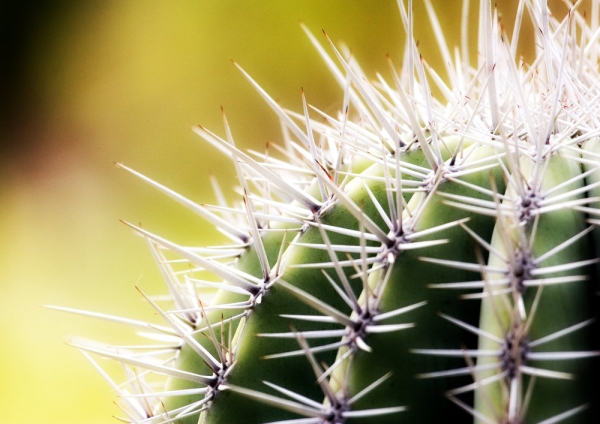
top-left (0, 0), bottom-right (567, 422)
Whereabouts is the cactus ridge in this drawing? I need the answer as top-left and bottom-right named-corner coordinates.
top-left (59, 0), bottom-right (600, 423)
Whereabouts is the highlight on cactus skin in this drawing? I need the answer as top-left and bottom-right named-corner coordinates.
top-left (51, 0), bottom-right (600, 422)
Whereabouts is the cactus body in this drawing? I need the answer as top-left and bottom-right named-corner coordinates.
top-left (63, 1), bottom-right (600, 423)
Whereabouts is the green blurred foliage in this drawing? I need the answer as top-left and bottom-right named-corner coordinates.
top-left (0, 0), bottom-right (573, 422)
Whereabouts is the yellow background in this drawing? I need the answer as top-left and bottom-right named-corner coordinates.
top-left (0, 1), bottom-right (567, 422)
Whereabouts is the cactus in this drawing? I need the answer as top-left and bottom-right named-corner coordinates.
top-left (56, 0), bottom-right (600, 422)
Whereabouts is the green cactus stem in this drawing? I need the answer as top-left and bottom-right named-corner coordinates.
top-left (55, 0), bottom-right (600, 423)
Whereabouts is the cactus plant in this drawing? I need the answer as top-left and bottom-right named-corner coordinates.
top-left (55, 0), bottom-right (600, 422)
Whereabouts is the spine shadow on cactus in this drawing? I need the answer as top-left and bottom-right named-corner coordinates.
top-left (54, 0), bottom-right (600, 423)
